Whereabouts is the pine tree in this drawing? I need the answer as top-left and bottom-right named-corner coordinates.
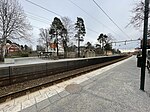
top-left (75, 17), bottom-right (86, 57)
top-left (49, 17), bottom-right (64, 56)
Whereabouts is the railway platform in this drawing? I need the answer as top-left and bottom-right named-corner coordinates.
top-left (0, 56), bottom-right (108, 68)
top-left (0, 56), bottom-right (150, 112)
top-left (0, 57), bottom-right (53, 67)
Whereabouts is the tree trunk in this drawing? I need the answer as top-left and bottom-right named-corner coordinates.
top-left (46, 36), bottom-right (48, 52)
top-left (78, 37), bottom-right (80, 58)
top-left (64, 47), bottom-right (67, 58)
top-left (0, 38), bottom-right (6, 62)
top-left (0, 46), bottom-right (4, 62)
top-left (56, 42), bottom-right (59, 57)
top-left (63, 41), bottom-right (67, 58)
top-left (55, 36), bottom-right (59, 57)
top-left (102, 43), bottom-right (104, 55)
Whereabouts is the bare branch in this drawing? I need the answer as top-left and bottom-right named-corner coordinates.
top-left (61, 17), bottom-right (75, 41)
top-left (0, 0), bottom-right (32, 40)
top-left (0, 0), bottom-right (32, 61)
top-left (129, 1), bottom-right (150, 29)
top-left (38, 28), bottom-right (51, 51)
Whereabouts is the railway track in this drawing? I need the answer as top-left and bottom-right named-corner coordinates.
top-left (0, 55), bottom-right (130, 103)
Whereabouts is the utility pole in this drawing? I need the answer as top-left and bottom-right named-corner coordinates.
top-left (140, 0), bottom-right (149, 91)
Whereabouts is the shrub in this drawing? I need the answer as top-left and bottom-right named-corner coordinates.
top-left (21, 53), bottom-right (29, 57)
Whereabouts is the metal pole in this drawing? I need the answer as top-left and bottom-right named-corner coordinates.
top-left (140, 0), bottom-right (149, 91)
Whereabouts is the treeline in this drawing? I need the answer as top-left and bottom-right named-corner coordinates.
top-left (37, 16), bottom-right (120, 58)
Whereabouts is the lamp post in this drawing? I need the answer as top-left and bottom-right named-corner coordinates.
top-left (140, 0), bottom-right (149, 91)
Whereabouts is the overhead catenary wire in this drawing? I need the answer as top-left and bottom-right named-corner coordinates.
top-left (24, 0), bottom-right (99, 34)
top-left (25, 0), bottom-right (62, 17)
top-left (27, 16), bottom-right (50, 24)
top-left (26, 11), bottom-right (50, 22)
top-left (92, 0), bottom-right (132, 40)
top-left (27, 12), bottom-right (99, 34)
top-left (28, 13), bottom-right (98, 34)
top-left (26, 16), bottom-right (50, 29)
top-left (86, 28), bottom-right (99, 34)
top-left (24, 0), bottom-right (137, 48)
top-left (29, 16), bottom-right (98, 35)
top-left (67, 0), bottom-right (120, 38)
top-left (111, 39), bottom-right (140, 44)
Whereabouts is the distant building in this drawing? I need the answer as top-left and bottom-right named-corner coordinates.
top-left (83, 49), bottom-right (95, 57)
top-left (6, 43), bottom-right (20, 53)
top-left (104, 50), bottom-right (113, 56)
top-left (80, 46), bottom-right (96, 58)
top-left (0, 43), bottom-right (22, 57)
top-left (47, 43), bottom-right (64, 53)
top-left (6, 43), bottom-right (21, 53)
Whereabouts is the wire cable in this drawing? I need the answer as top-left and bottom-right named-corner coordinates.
top-left (29, 16), bottom-right (98, 35)
top-left (26, 11), bottom-right (50, 22)
top-left (24, 0), bottom-right (122, 36)
top-left (25, 0), bottom-right (62, 17)
top-left (24, 0), bottom-right (99, 34)
top-left (27, 16), bottom-right (49, 24)
top-left (92, 0), bottom-right (132, 39)
top-left (86, 28), bottom-right (99, 34)
top-left (67, 0), bottom-right (120, 38)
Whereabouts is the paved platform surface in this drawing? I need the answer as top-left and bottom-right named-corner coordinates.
top-left (0, 56), bottom-right (150, 112)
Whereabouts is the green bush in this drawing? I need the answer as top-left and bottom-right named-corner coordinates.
top-left (21, 53), bottom-right (29, 57)
top-left (5, 52), bottom-right (29, 58)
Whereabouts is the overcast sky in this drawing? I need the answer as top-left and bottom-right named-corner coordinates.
top-left (18, 0), bottom-right (142, 51)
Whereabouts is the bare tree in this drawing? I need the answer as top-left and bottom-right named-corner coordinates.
top-left (38, 28), bottom-right (51, 52)
top-left (129, 1), bottom-right (150, 33)
top-left (61, 17), bottom-right (75, 58)
top-left (0, 0), bottom-right (32, 61)
top-left (61, 17), bottom-right (75, 42)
